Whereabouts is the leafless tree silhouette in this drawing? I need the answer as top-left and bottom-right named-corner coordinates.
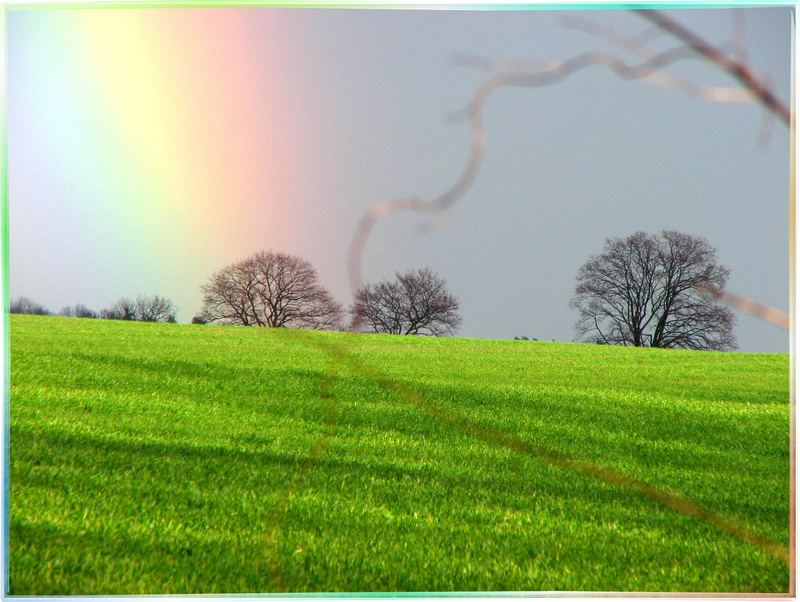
top-left (571, 231), bottom-right (736, 350)
top-left (134, 295), bottom-right (177, 323)
top-left (100, 298), bottom-right (136, 321)
top-left (10, 297), bottom-right (50, 316)
top-left (58, 304), bottom-right (98, 319)
top-left (352, 267), bottom-right (461, 336)
top-left (101, 295), bottom-right (176, 323)
top-left (200, 250), bottom-right (343, 330)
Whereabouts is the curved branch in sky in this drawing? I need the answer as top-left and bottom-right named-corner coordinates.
top-left (347, 12), bottom-right (789, 330)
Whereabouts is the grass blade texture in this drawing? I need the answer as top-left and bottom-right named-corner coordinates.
top-left (9, 315), bottom-right (790, 594)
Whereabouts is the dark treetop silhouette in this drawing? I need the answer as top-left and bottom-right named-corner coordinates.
top-left (200, 250), bottom-right (343, 330)
top-left (571, 231), bottom-right (736, 351)
top-left (352, 267), bottom-right (462, 336)
top-left (101, 295), bottom-right (177, 323)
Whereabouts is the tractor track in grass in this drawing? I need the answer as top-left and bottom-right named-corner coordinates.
top-left (276, 328), bottom-right (789, 571)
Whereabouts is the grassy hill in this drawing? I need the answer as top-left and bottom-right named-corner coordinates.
top-left (9, 314), bottom-right (790, 593)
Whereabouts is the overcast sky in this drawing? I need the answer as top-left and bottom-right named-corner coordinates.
top-left (8, 7), bottom-right (792, 352)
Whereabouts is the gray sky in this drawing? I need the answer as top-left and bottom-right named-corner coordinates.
top-left (9, 7), bottom-right (792, 352)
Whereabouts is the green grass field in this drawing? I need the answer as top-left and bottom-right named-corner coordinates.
top-left (9, 314), bottom-right (791, 594)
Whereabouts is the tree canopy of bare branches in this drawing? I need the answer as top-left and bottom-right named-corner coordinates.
top-left (101, 295), bottom-right (177, 323)
top-left (200, 250), bottom-right (343, 330)
top-left (571, 231), bottom-right (735, 351)
top-left (352, 268), bottom-right (462, 336)
top-left (10, 297), bottom-right (50, 315)
top-left (59, 304), bottom-right (98, 319)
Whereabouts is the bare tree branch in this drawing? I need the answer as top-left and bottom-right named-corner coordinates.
top-left (201, 250), bottom-right (343, 330)
top-left (698, 285), bottom-right (790, 331)
top-left (347, 22), bottom-right (768, 290)
top-left (572, 231), bottom-right (736, 351)
top-left (351, 268), bottom-right (461, 336)
top-left (632, 9), bottom-right (790, 125)
top-left (346, 9), bottom-right (790, 332)
top-left (100, 295), bottom-right (176, 323)
top-left (10, 297), bottom-right (50, 316)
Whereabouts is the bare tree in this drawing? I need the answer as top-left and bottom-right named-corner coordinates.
top-left (74, 304), bottom-right (99, 319)
top-left (134, 295), bottom-right (177, 323)
top-left (101, 298), bottom-right (136, 321)
top-left (58, 304), bottom-right (98, 319)
top-left (10, 297), bottom-right (50, 315)
top-left (352, 268), bottom-right (461, 336)
top-left (200, 250), bottom-right (343, 330)
top-left (101, 295), bottom-right (176, 323)
top-left (571, 231), bottom-right (736, 350)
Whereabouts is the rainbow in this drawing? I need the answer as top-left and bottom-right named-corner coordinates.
top-left (8, 6), bottom-right (327, 316)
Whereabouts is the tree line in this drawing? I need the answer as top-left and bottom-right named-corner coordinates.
top-left (11, 229), bottom-right (736, 350)
top-left (11, 295), bottom-right (177, 323)
top-left (196, 251), bottom-right (461, 336)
